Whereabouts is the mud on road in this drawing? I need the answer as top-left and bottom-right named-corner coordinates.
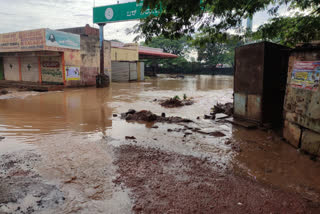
top-left (113, 144), bottom-right (320, 214)
top-left (1, 75), bottom-right (320, 213)
top-left (0, 151), bottom-right (64, 214)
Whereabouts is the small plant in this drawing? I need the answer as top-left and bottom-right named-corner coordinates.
top-left (173, 95), bottom-right (181, 100)
top-left (183, 94), bottom-right (187, 100)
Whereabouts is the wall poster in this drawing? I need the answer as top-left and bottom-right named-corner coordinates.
top-left (291, 61), bottom-right (320, 91)
top-left (65, 66), bottom-right (80, 81)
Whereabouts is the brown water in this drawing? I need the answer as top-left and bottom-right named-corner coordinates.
top-left (0, 74), bottom-right (319, 213)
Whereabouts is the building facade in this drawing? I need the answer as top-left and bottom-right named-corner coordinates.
top-left (0, 28), bottom-right (111, 87)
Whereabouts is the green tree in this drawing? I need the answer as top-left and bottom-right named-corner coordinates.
top-left (136, 0), bottom-right (320, 46)
top-left (194, 34), bottom-right (242, 67)
top-left (141, 35), bottom-right (192, 73)
top-left (141, 35), bottom-right (190, 56)
top-left (254, 14), bottom-right (320, 47)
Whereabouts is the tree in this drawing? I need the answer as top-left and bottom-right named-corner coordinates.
top-left (254, 14), bottom-right (320, 47)
top-left (141, 36), bottom-right (192, 73)
top-left (194, 34), bottom-right (242, 67)
top-left (136, 0), bottom-right (320, 46)
top-left (141, 35), bottom-right (190, 56)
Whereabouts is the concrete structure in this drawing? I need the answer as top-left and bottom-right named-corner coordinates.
top-left (110, 41), bottom-right (177, 82)
top-left (0, 27), bottom-right (111, 88)
top-left (110, 41), bottom-right (141, 82)
top-left (234, 42), bottom-right (290, 127)
top-left (283, 45), bottom-right (320, 156)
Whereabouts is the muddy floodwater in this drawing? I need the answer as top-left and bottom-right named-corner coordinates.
top-left (0, 75), bottom-right (320, 213)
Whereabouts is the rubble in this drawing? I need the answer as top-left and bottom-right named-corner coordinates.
top-left (0, 89), bottom-right (9, 95)
top-left (211, 102), bottom-right (233, 116)
top-left (125, 136), bottom-right (136, 140)
top-left (203, 102), bottom-right (233, 120)
top-left (160, 97), bottom-right (194, 108)
top-left (121, 110), bottom-right (193, 123)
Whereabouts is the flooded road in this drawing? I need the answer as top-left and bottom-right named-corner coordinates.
top-left (0, 75), bottom-right (320, 213)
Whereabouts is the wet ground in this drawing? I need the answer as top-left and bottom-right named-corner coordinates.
top-left (0, 75), bottom-right (320, 213)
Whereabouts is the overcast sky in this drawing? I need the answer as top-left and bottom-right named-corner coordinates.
top-left (0, 0), bottom-right (289, 43)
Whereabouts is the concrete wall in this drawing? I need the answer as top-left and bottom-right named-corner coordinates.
top-left (111, 45), bottom-right (138, 62)
top-left (137, 62), bottom-right (145, 81)
top-left (66, 36), bottom-right (111, 87)
top-left (283, 48), bottom-right (320, 156)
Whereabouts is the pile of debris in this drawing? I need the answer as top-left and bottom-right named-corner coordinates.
top-left (0, 89), bottom-right (9, 95)
top-left (121, 109), bottom-right (193, 123)
top-left (204, 102), bottom-right (233, 120)
top-left (160, 97), bottom-right (194, 108)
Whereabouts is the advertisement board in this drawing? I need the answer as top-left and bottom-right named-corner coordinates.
top-left (0, 29), bottom-right (44, 52)
top-left (46, 29), bottom-right (80, 50)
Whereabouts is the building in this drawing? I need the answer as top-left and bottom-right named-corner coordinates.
top-left (0, 26), bottom-right (111, 88)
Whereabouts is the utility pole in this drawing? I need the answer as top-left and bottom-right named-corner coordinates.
top-left (96, 23), bottom-right (110, 88)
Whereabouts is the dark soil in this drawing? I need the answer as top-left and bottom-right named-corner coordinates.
top-left (160, 98), bottom-right (194, 108)
top-left (113, 145), bottom-right (319, 214)
top-left (121, 110), bottom-right (193, 123)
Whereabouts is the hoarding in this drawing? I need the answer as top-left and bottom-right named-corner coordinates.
top-left (93, 1), bottom-right (161, 23)
top-left (0, 29), bottom-right (45, 52)
top-left (291, 61), bottom-right (320, 91)
top-left (46, 29), bottom-right (80, 50)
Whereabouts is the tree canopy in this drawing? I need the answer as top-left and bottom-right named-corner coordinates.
top-left (141, 35), bottom-right (190, 56)
top-left (136, 0), bottom-right (320, 46)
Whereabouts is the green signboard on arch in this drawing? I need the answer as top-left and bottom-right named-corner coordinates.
top-left (93, 1), bottom-right (161, 24)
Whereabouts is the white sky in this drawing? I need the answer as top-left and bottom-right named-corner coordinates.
top-left (0, 0), bottom-right (290, 43)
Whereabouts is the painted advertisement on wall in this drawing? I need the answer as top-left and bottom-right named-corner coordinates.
top-left (0, 29), bottom-right (44, 52)
top-left (41, 56), bottom-right (63, 83)
top-left (291, 61), bottom-right (320, 91)
top-left (65, 66), bottom-right (80, 81)
top-left (46, 29), bottom-right (80, 50)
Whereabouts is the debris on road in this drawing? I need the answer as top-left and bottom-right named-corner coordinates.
top-left (0, 89), bottom-right (9, 95)
top-left (121, 109), bottom-right (193, 123)
top-left (160, 96), bottom-right (194, 108)
top-left (125, 136), bottom-right (136, 140)
top-left (211, 102), bottom-right (233, 116)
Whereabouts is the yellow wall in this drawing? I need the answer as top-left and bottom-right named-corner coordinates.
top-left (111, 45), bottom-right (138, 62)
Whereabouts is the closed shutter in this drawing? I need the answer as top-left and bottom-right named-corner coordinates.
top-left (21, 56), bottom-right (39, 82)
top-left (3, 57), bottom-right (20, 81)
top-left (111, 62), bottom-right (129, 82)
